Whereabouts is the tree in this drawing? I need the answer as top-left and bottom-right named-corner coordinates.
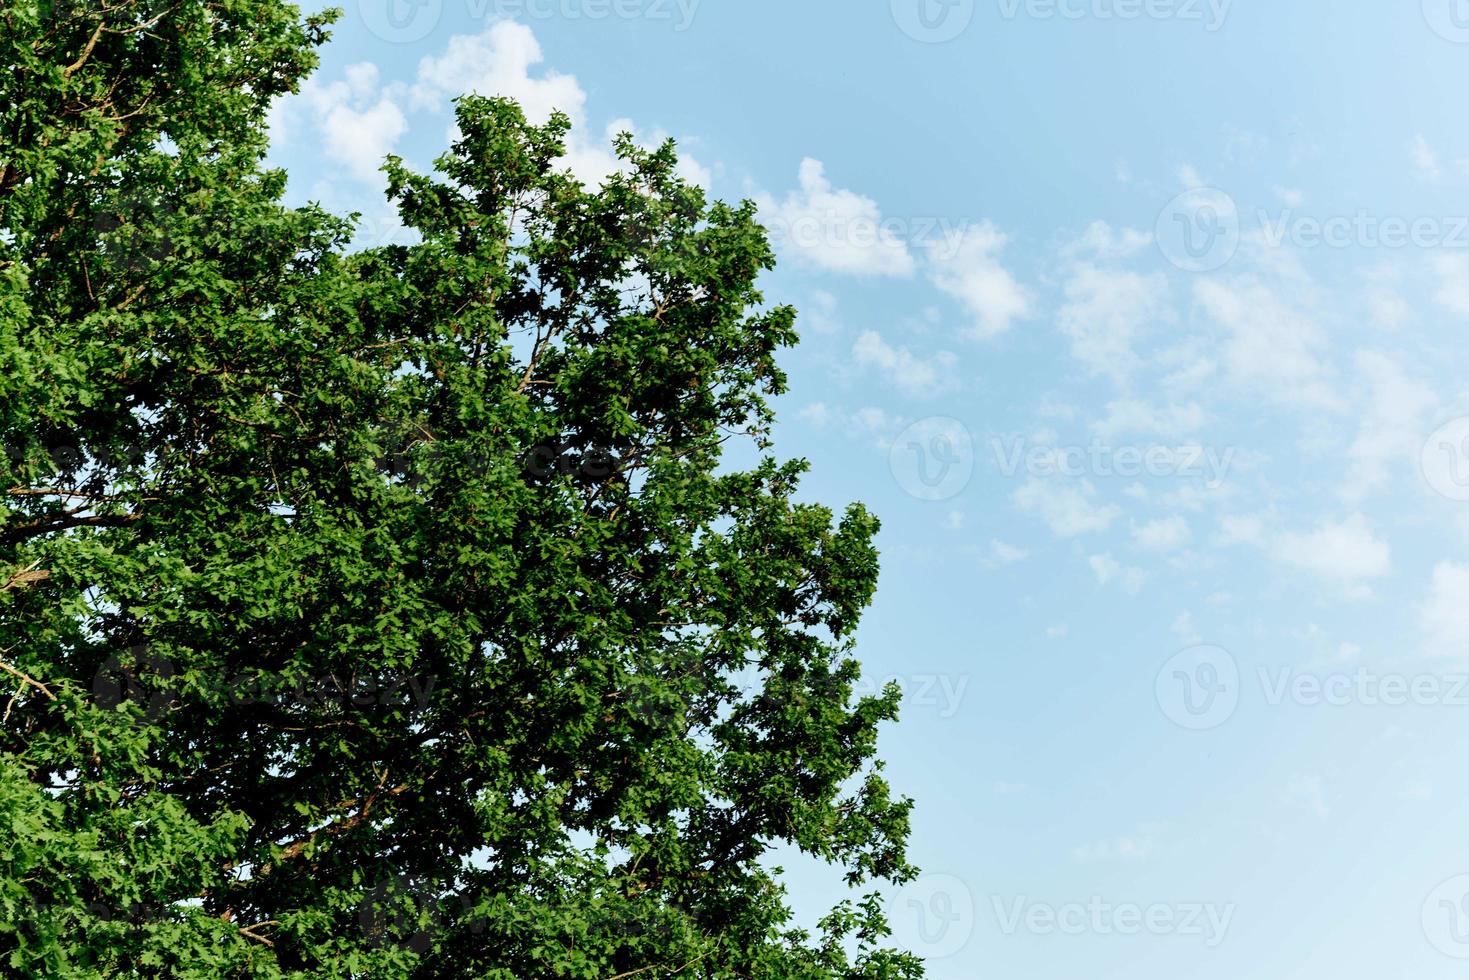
top-left (0, 3), bottom-right (923, 977)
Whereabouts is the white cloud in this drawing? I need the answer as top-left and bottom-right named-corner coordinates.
top-left (1431, 253), bottom-right (1469, 317)
top-left (1073, 825), bottom-right (1164, 863)
top-left (798, 403), bottom-right (900, 445)
top-left (1273, 186), bottom-right (1304, 207)
top-left (1216, 513), bottom-right (1267, 547)
top-left (1177, 164), bottom-right (1206, 189)
top-left (804, 289), bottom-right (841, 334)
top-left (1341, 352), bottom-right (1437, 502)
top-left (929, 222), bottom-right (1031, 339)
top-left (988, 539), bottom-right (1030, 565)
top-left (412, 22), bottom-right (585, 123)
top-left (1193, 277), bottom-right (1341, 411)
top-left (1133, 515), bottom-right (1192, 552)
top-left (759, 159), bottom-right (916, 278)
top-left (1421, 561), bottom-right (1469, 660)
top-left (1089, 553), bottom-right (1145, 593)
top-left (1057, 264), bottom-right (1167, 381)
top-left (1155, 340), bottom-right (1218, 397)
top-left (1412, 134), bottom-right (1442, 181)
top-left (1064, 221), bottom-right (1151, 261)
top-left (851, 329), bottom-right (957, 398)
top-left (1223, 125), bottom-right (1268, 164)
top-left (1272, 513), bottom-right (1391, 598)
top-left (1091, 399), bottom-right (1206, 439)
top-left (1171, 611), bottom-right (1203, 645)
top-left (1367, 285), bottom-right (1412, 330)
top-left (277, 22), bottom-right (707, 192)
top-left (1014, 479), bottom-right (1121, 538)
top-left (1288, 775), bottom-right (1331, 821)
top-left (292, 63), bottom-right (409, 184)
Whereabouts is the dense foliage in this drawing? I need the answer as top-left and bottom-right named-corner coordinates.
top-left (0, 2), bottom-right (922, 976)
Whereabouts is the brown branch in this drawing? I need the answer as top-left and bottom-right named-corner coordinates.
top-left (2, 512), bottom-right (141, 544)
top-left (62, 20), bottom-right (107, 79)
top-left (0, 659), bottom-right (56, 703)
top-left (238, 921), bottom-right (279, 947)
top-left (604, 950), bottom-right (712, 980)
top-left (259, 783), bottom-right (410, 874)
top-left (1, 561), bottom-right (51, 592)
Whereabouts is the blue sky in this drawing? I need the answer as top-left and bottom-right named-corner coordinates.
top-left (268, 2), bottom-right (1469, 975)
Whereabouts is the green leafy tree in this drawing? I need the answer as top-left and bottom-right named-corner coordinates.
top-left (0, 2), bottom-right (924, 976)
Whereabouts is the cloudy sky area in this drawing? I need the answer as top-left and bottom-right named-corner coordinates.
top-left (268, 3), bottom-right (1469, 975)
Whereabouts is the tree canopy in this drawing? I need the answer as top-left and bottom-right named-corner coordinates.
top-left (0, 2), bottom-right (922, 976)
